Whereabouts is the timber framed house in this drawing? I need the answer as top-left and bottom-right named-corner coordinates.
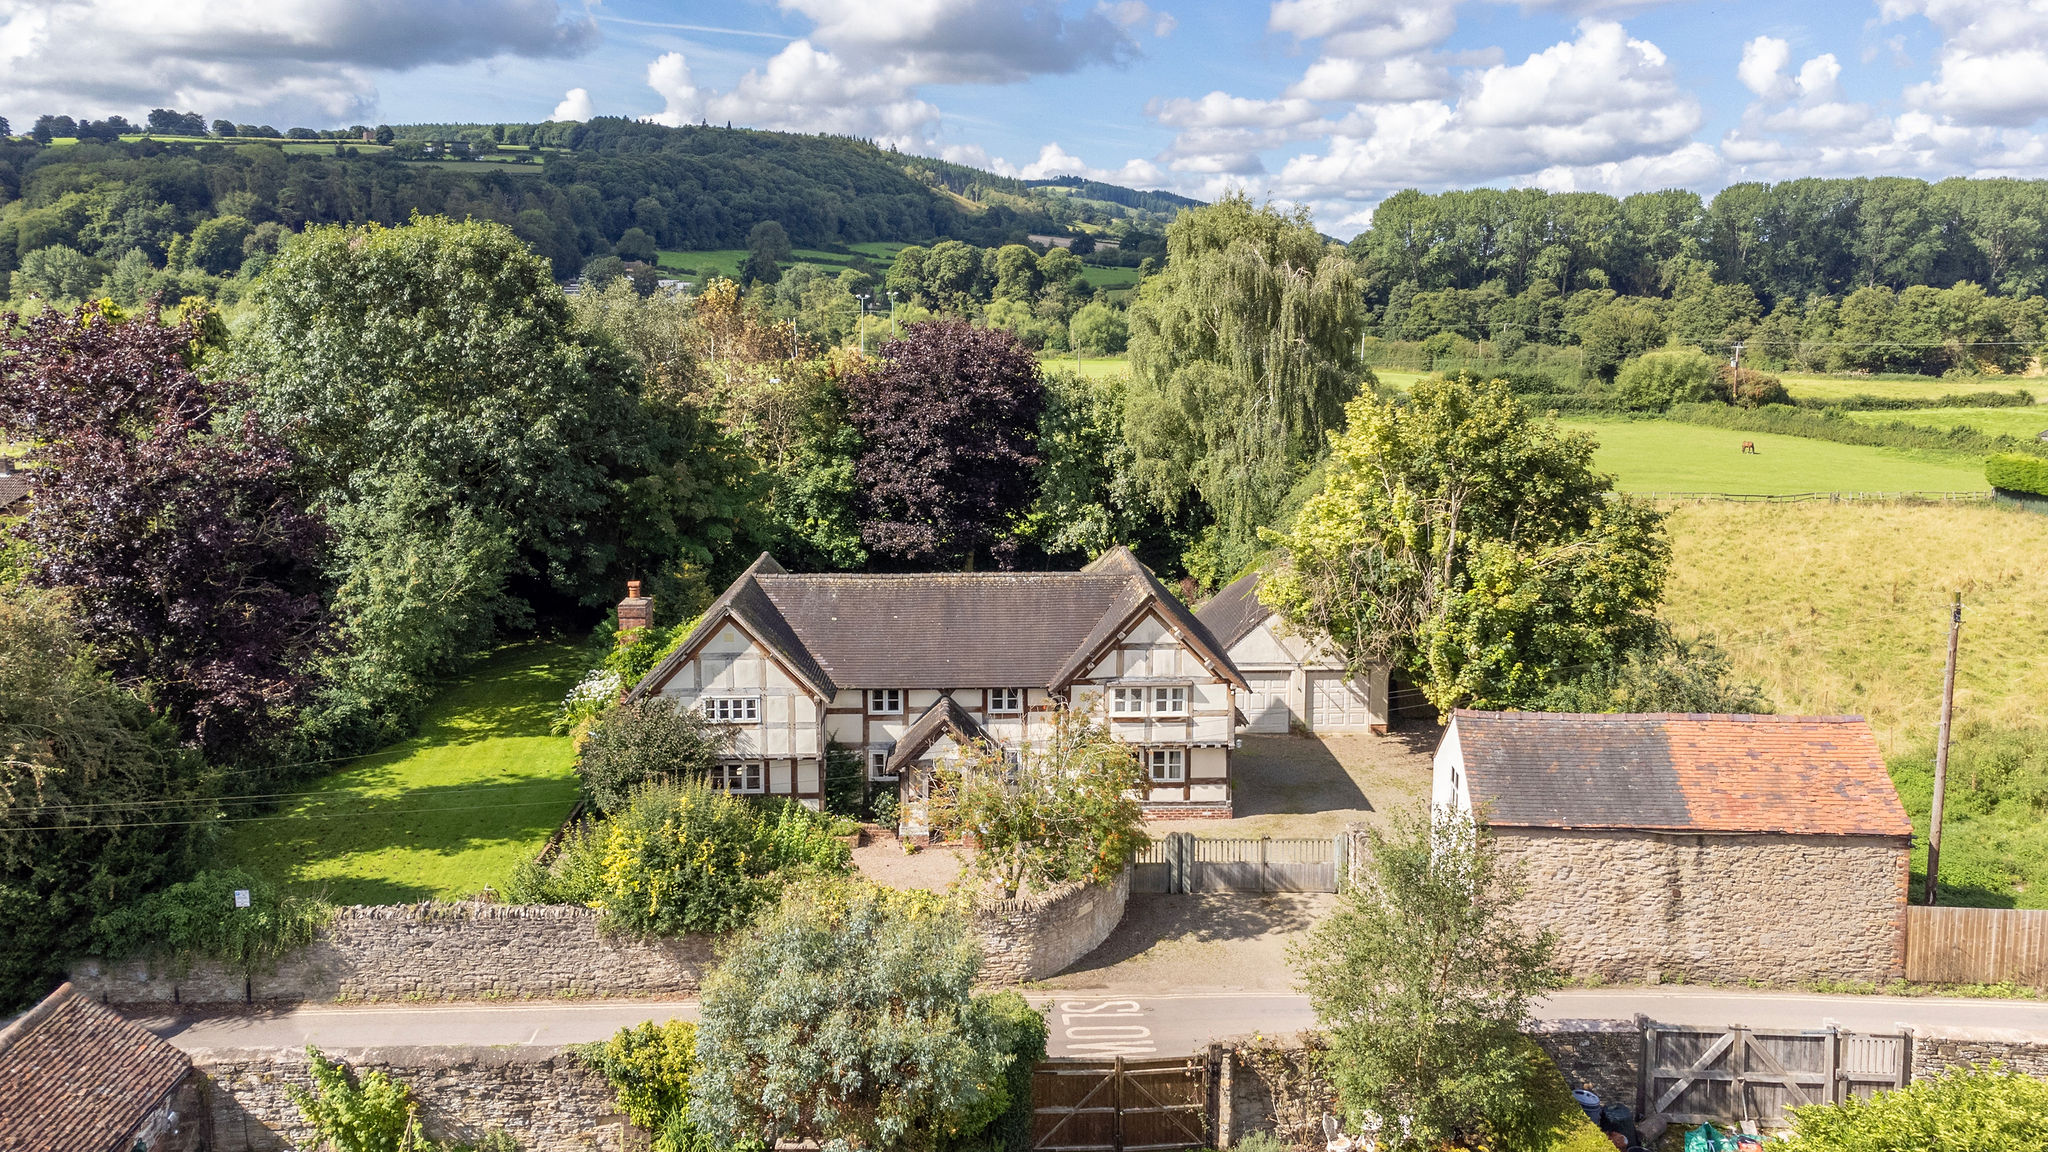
top-left (626, 547), bottom-right (1248, 822)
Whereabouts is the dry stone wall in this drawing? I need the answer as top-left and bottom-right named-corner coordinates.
top-left (1486, 828), bottom-right (1909, 986)
top-left (195, 1045), bottom-right (627, 1152)
top-left (973, 868), bottom-right (1130, 984)
top-left (70, 903), bottom-right (716, 1006)
top-left (1913, 1033), bottom-right (2048, 1079)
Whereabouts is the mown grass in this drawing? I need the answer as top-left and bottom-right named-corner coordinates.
top-left (1845, 405), bottom-right (2048, 439)
top-left (1559, 418), bottom-right (1988, 494)
top-left (1781, 372), bottom-right (2038, 402)
top-left (1042, 354), bottom-right (1130, 379)
top-left (1661, 502), bottom-right (2048, 906)
top-left (213, 642), bottom-right (586, 905)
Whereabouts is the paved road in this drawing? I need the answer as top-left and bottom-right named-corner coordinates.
top-left (138, 986), bottom-right (2048, 1060)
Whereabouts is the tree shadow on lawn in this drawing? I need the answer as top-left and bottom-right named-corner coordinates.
top-left (1057, 893), bottom-right (1328, 974)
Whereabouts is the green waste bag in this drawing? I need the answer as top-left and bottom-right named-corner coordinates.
top-left (1685, 1123), bottom-right (1737, 1152)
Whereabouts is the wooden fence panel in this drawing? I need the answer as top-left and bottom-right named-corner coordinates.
top-left (1032, 1056), bottom-right (1207, 1152)
top-left (1906, 906), bottom-right (2048, 987)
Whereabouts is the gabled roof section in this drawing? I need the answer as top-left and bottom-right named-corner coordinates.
top-left (1449, 710), bottom-right (1912, 838)
top-left (887, 696), bottom-right (991, 773)
top-left (0, 982), bottom-right (192, 1152)
top-left (1196, 571), bottom-right (1273, 652)
top-left (629, 553), bottom-right (837, 702)
top-left (1055, 547), bottom-right (1247, 691)
top-left (0, 471), bottom-right (28, 515)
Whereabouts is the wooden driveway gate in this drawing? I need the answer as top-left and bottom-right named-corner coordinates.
top-left (1643, 1023), bottom-right (1911, 1129)
top-left (1130, 834), bottom-right (1342, 894)
top-left (1031, 1054), bottom-right (1209, 1151)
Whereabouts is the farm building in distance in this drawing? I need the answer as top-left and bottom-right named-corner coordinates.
top-left (1432, 709), bottom-right (1913, 985)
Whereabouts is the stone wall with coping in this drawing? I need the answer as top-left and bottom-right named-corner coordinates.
top-left (1913, 1032), bottom-right (2048, 1079)
top-left (973, 868), bottom-right (1130, 985)
top-left (70, 903), bottom-right (717, 1006)
top-left (193, 1045), bottom-right (629, 1152)
top-left (1484, 828), bottom-right (1908, 986)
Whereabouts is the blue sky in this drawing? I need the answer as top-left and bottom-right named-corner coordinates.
top-left (5, 0), bottom-right (2046, 234)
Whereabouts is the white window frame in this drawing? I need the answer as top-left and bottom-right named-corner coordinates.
top-left (701, 695), bottom-right (760, 724)
top-left (1149, 685), bottom-right (1189, 717)
top-left (867, 688), bottom-right (903, 715)
top-left (1147, 747), bottom-right (1185, 784)
top-left (710, 761), bottom-right (765, 794)
top-left (868, 745), bottom-right (898, 782)
top-left (1110, 686), bottom-right (1148, 718)
top-left (988, 687), bottom-right (1024, 715)
top-left (1000, 747), bottom-right (1024, 787)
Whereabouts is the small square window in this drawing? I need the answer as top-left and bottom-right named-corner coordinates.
top-left (710, 762), bottom-right (764, 794)
top-left (868, 689), bottom-right (903, 714)
top-left (1148, 748), bottom-right (1185, 784)
top-left (868, 746), bottom-right (897, 781)
top-left (1110, 687), bottom-right (1147, 717)
top-left (1150, 686), bottom-right (1188, 716)
top-left (988, 688), bottom-right (1023, 715)
top-left (703, 696), bottom-right (759, 723)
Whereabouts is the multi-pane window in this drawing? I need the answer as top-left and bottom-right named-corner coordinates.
top-left (868, 746), bottom-right (897, 781)
top-left (1110, 687), bottom-right (1148, 716)
top-left (868, 688), bottom-right (903, 714)
top-left (988, 687), bottom-right (1024, 715)
top-left (1150, 686), bottom-right (1188, 716)
top-left (710, 761), bottom-right (765, 794)
top-left (1001, 747), bottom-right (1024, 785)
top-left (1147, 748), bottom-right (1185, 783)
top-left (702, 696), bottom-right (759, 723)
top-left (1111, 684), bottom-right (1190, 717)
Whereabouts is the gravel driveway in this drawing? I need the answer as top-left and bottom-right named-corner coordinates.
top-left (1148, 732), bottom-right (1435, 838)
top-left (1035, 892), bottom-right (1332, 993)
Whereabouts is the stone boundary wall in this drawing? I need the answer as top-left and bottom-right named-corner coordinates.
top-left (1913, 1032), bottom-right (2048, 1080)
top-left (193, 1045), bottom-right (628, 1152)
top-left (973, 867), bottom-right (1130, 985)
top-left (70, 903), bottom-right (716, 1006)
top-left (1485, 828), bottom-right (1907, 986)
top-left (73, 875), bottom-right (1132, 1004)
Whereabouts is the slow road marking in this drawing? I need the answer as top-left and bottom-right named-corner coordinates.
top-left (1057, 999), bottom-right (1155, 1056)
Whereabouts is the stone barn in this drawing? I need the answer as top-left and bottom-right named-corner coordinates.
top-left (1432, 709), bottom-right (1913, 986)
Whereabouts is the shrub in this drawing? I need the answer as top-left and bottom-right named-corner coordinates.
top-left (576, 698), bottom-right (733, 815)
top-left (942, 990), bottom-right (1050, 1152)
top-left (1783, 1063), bottom-right (2048, 1151)
top-left (1067, 300), bottom-right (1128, 356)
top-left (1614, 348), bottom-right (1720, 411)
top-left (690, 882), bottom-right (1027, 1150)
top-left (1987, 452), bottom-right (2048, 497)
top-left (578, 1020), bottom-right (727, 1152)
top-left (511, 782), bottom-right (850, 936)
top-left (1802, 390), bottom-right (2036, 411)
top-left (90, 869), bottom-right (332, 975)
top-left (1717, 365), bottom-right (1791, 408)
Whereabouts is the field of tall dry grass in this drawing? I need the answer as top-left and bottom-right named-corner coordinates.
top-left (1662, 500), bottom-right (2048, 755)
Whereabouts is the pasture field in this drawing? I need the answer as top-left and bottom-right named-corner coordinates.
top-left (1042, 354), bottom-right (1129, 379)
top-left (1662, 501), bottom-right (2048, 905)
top-left (1844, 404), bottom-right (2048, 440)
top-left (657, 244), bottom-right (906, 282)
top-left (1558, 417), bottom-right (1988, 494)
top-left (1372, 368), bottom-right (1424, 391)
top-left (1780, 371), bottom-right (2037, 402)
top-left (214, 642), bottom-right (584, 904)
top-left (1078, 265), bottom-right (1141, 291)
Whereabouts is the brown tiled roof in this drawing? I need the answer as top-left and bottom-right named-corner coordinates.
top-left (888, 696), bottom-right (991, 772)
top-left (0, 472), bottom-right (28, 514)
top-left (634, 547), bottom-right (1245, 697)
top-left (1450, 710), bottom-right (1912, 837)
top-left (1195, 571), bottom-right (1272, 651)
top-left (0, 983), bottom-right (192, 1152)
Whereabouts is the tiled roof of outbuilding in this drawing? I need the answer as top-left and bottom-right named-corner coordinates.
top-left (0, 982), bottom-right (191, 1152)
top-left (0, 472), bottom-right (28, 514)
top-left (1449, 710), bottom-right (1912, 838)
top-left (1195, 571), bottom-right (1273, 651)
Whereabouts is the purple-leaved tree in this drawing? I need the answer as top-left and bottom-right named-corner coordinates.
top-left (845, 319), bottom-right (1045, 569)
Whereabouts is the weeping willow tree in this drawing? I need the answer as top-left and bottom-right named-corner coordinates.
top-left (1125, 195), bottom-right (1366, 584)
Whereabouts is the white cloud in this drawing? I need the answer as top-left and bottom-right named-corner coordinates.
top-left (550, 87), bottom-right (593, 122)
top-left (1888, 0), bottom-right (2048, 125)
top-left (646, 45), bottom-right (941, 146)
top-left (0, 0), bottom-right (595, 124)
top-left (1738, 36), bottom-right (1794, 100)
top-left (1269, 0), bottom-right (1459, 59)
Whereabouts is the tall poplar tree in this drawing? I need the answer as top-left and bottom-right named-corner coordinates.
top-left (1124, 195), bottom-right (1364, 582)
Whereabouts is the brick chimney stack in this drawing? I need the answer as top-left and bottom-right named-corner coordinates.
top-left (616, 580), bottom-right (653, 644)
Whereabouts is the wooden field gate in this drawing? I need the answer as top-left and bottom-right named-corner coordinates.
top-left (1031, 1054), bottom-right (1209, 1151)
top-left (1131, 834), bottom-right (1343, 894)
top-left (1643, 1023), bottom-right (1911, 1129)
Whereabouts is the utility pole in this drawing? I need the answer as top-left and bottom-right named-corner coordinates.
top-left (1924, 591), bottom-right (1963, 906)
top-left (856, 293), bottom-right (870, 354)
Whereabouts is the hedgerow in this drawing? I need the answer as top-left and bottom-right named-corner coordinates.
top-left (1666, 403), bottom-right (2048, 461)
top-left (1986, 452), bottom-right (2048, 496)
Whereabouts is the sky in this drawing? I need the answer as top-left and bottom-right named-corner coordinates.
top-left (6, 0), bottom-right (2048, 234)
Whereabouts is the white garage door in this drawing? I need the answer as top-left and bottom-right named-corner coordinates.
top-left (1241, 675), bottom-right (1291, 733)
top-left (1308, 671), bottom-right (1374, 732)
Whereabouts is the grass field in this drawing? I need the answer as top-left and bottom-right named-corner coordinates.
top-left (1661, 501), bottom-right (2048, 905)
top-left (1559, 417), bottom-right (1989, 494)
top-left (1844, 405), bottom-right (2048, 439)
top-left (1780, 372), bottom-right (2037, 402)
top-left (1077, 265), bottom-right (1141, 291)
top-left (1041, 354), bottom-right (1130, 379)
top-left (1372, 368), bottom-right (1424, 391)
top-left (214, 642), bottom-right (585, 904)
top-left (658, 243), bottom-right (910, 282)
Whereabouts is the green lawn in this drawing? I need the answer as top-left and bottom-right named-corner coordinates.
top-left (1559, 417), bottom-right (1990, 494)
top-left (1077, 265), bottom-right (1140, 291)
top-left (1041, 354), bottom-right (1129, 379)
top-left (214, 642), bottom-right (585, 904)
top-left (1844, 404), bottom-right (2048, 439)
top-left (1372, 368), bottom-right (1424, 391)
top-left (1780, 372), bottom-right (2036, 403)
